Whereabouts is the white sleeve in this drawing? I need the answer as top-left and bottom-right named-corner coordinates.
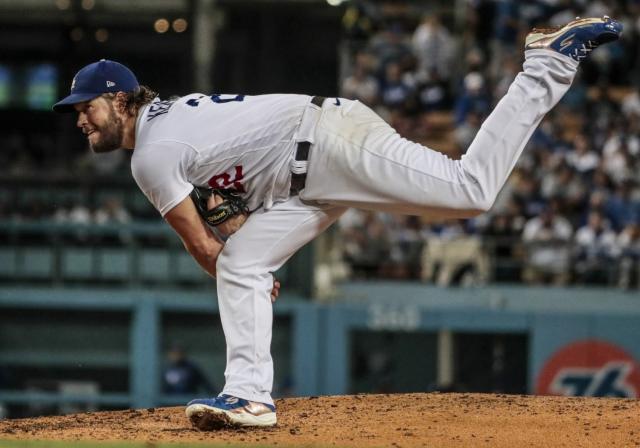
top-left (131, 141), bottom-right (195, 217)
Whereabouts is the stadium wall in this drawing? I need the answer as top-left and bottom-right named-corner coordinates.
top-left (0, 284), bottom-right (639, 412)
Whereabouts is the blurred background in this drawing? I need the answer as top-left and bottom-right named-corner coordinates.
top-left (1, 0), bottom-right (640, 419)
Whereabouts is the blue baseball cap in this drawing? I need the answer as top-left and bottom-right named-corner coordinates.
top-left (53, 59), bottom-right (139, 113)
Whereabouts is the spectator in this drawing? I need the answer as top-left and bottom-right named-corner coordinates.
top-left (341, 51), bottom-right (379, 106)
top-left (340, 211), bottom-right (391, 278)
top-left (540, 163), bottom-right (587, 215)
top-left (488, 0), bottom-right (520, 79)
top-left (589, 87), bottom-right (625, 145)
top-left (573, 210), bottom-right (617, 284)
top-left (560, 72), bottom-right (589, 111)
top-left (583, 0), bottom-right (611, 20)
top-left (616, 223), bottom-right (640, 290)
top-left (331, 3), bottom-right (640, 285)
top-left (379, 61), bottom-right (414, 112)
top-left (482, 207), bottom-right (524, 282)
top-left (94, 197), bottom-right (131, 225)
top-left (422, 220), bottom-right (489, 286)
top-left (565, 133), bottom-right (600, 177)
top-left (548, 1), bottom-right (582, 28)
top-left (367, 23), bottom-right (413, 78)
top-left (341, 2), bottom-right (375, 43)
top-left (388, 215), bottom-right (425, 279)
top-left (454, 71), bottom-right (491, 126)
top-left (621, 87), bottom-right (640, 119)
top-left (602, 133), bottom-right (636, 185)
top-left (454, 110), bottom-right (482, 152)
top-left (65, 203), bottom-right (92, 225)
top-left (411, 14), bottom-right (453, 85)
top-left (416, 78), bottom-right (449, 112)
top-left (163, 345), bottom-right (214, 395)
top-left (52, 200), bottom-right (92, 244)
top-left (94, 196), bottom-right (132, 245)
top-left (492, 55), bottom-right (519, 102)
top-left (589, 167), bottom-right (614, 198)
top-left (522, 205), bottom-right (573, 285)
top-left (463, 0), bottom-right (494, 59)
top-left (604, 180), bottom-right (640, 231)
top-left (511, 170), bottom-right (546, 218)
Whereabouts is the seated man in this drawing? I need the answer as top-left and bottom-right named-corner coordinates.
top-left (53, 17), bottom-right (622, 429)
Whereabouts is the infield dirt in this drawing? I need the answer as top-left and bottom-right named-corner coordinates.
top-left (0, 392), bottom-right (639, 447)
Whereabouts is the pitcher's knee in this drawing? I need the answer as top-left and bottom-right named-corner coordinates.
top-left (216, 249), bottom-right (272, 289)
top-left (472, 196), bottom-right (495, 214)
top-left (456, 165), bottom-right (498, 214)
top-left (216, 250), bottom-right (252, 282)
top-left (455, 190), bottom-right (495, 216)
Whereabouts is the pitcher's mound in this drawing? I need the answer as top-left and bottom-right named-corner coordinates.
top-left (1, 392), bottom-right (639, 447)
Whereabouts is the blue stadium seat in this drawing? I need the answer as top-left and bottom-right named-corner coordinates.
top-left (98, 248), bottom-right (132, 281)
top-left (175, 252), bottom-right (208, 282)
top-left (138, 249), bottom-right (171, 281)
top-left (61, 248), bottom-right (94, 279)
top-left (20, 247), bottom-right (54, 278)
top-left (0, 247), bottom-right (17, 278)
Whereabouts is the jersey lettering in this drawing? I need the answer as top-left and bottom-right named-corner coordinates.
top-left (186, 96), bottom-right (205, 107)
top-left (185, 94), bottom-right (245, 108)
top-left (147, 100), bottom-right (176, 121)
top-left (208, 165), bottom-right (245, 193)
top-left (211, 94), bottom-right (245, 103)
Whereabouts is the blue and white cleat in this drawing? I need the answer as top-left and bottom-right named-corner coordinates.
top-left (525, 16), bottom-right (622, 61)
top-left (185, 394), bottom-right (277, 429)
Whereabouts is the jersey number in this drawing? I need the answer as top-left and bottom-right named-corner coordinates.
top-left (186, 94), bottom-right (245, 107)
top-left (208, 166), bottom-right (245, 193)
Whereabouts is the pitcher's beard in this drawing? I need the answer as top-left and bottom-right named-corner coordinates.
top-left (89, 106), bottom-right (124, 153)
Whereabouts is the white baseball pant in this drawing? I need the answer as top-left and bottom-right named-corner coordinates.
top-left (217, 49), bottom-right (578, 404)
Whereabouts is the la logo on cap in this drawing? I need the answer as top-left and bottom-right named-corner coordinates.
top-left (70, 76), bottom-right (77, 92)
top-left (106, 81), bottom-right (116, 87)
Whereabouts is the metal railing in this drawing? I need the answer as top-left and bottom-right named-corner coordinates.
top-left (0, 220), bottom-right (319, 293)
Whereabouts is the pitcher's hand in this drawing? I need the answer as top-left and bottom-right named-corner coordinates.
top-left (207, 193), bottom-right (248, 237)
top-left (271, 277), bottom-right (281, 303)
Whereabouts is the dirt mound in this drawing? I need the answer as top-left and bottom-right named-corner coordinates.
top-left (1, 393), bottom-right (639, 447)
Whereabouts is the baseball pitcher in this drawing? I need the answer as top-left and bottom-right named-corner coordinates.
top-left (53, 17), bottom-right (622, 429)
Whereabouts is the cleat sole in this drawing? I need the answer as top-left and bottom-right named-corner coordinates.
top-left (186, 403), bottom-right (277, 429)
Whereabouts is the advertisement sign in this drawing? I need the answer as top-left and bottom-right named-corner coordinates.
top-left (536, 340), bottom-right (640, 398)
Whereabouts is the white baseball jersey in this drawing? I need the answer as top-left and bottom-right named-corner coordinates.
top-left (128, 51), bottom-right (580, 408)
top-left (131, 93), bottom-right (313, 216)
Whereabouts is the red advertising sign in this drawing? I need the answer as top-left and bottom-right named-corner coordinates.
top-left (536, 340), bottom-right (640, 398)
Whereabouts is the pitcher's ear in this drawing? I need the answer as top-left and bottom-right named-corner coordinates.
top-left (113, 91), bottom-right (129, 114)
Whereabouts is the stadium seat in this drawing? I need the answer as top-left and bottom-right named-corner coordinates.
top-left (0, 247), bottom-right (17, 278)
top-left (20, 247), bottom-right (54, 279)
top-left (138, 249), bottom-right (171, 282)
top-left (175, 252), bottom-right (209, 283)
top-left (98, 248), bottom-right (132, 282)
top-left (61, 248), bottom-right (95, 280)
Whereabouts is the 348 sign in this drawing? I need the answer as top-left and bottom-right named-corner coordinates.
top-left (536, 340), bottom-right (640, 398)
top-left (367, 305), bottom-right (420, 331)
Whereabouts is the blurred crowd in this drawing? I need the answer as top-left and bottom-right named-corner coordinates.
top-left (0, 195), bottom-right (132, 225)
top-left (0, 130), bottom-right (131, 179)
top-left (336, 0), bottom-right (640, 288)
top-left (3, 1), bottom-right (640, 287)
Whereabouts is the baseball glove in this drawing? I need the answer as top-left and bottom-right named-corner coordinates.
top-left (190, 186), bottom-right (249, 227)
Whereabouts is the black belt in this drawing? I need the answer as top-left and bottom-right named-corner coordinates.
top-left (290, 96), bottom-right (326, 195)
